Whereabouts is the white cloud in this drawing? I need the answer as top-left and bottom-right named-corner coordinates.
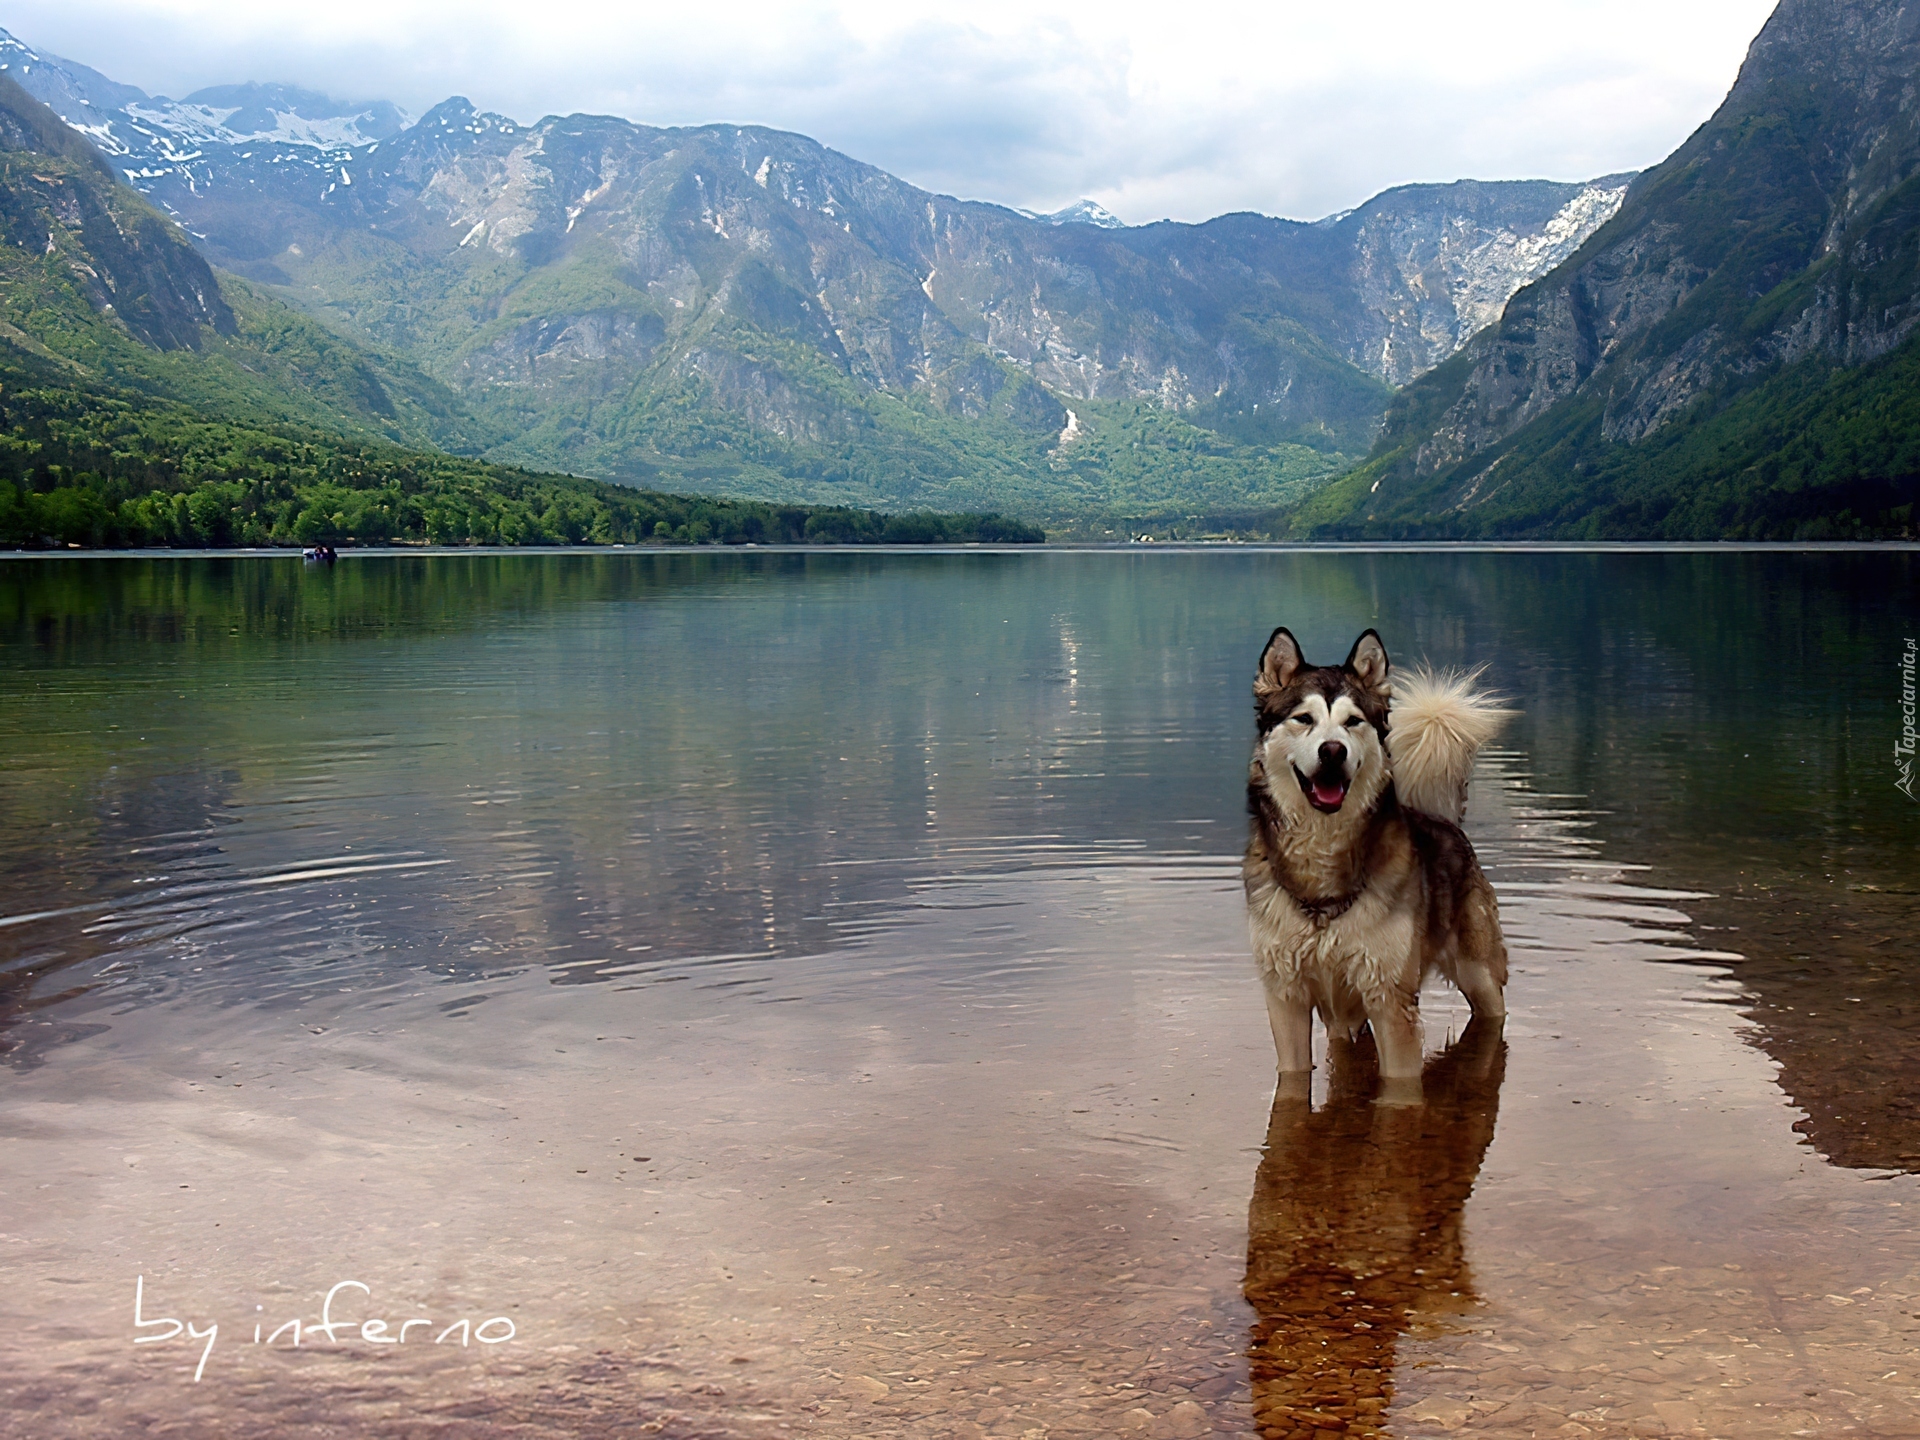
top-left (8, 0), bottom-right (1781, 220)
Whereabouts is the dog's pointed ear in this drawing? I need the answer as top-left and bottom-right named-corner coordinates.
top-left (1256, 627), bottom-right (1306, 696)
top-left (1344, 630), bottom-right (1391, 700)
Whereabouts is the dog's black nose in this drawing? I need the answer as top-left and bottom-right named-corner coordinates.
top-left (1318, 741), bottom-right (1346, 768)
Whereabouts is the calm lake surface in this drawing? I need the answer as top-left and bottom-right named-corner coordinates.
top-left (1, 548), bottom-right (1916, 1439)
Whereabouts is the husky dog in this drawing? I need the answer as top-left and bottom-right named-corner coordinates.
top-left (1243, 628), bottom-right (1510, 1085)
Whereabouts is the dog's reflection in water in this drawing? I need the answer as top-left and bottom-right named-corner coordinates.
top-left (1243, 1019), bottom-right (1506, 1439)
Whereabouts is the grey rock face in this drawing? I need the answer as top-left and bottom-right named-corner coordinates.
top-left (1330, 178), bottom-right (1631, 386)
top-left (460, 309), bottom-right (669, 389)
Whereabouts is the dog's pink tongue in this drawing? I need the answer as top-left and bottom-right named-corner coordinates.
top-left (1312, 780), bottom-right (1346, 807)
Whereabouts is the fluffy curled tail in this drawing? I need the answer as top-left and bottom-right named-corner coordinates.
top-left (1389, 667), bottom-right (1514, 822)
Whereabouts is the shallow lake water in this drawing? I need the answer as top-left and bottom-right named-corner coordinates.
top-left (1, 547), bottom-right (1916, 1439)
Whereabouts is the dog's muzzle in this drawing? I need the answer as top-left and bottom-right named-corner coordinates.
top-left (1295, 741), bottom-right (1352, 814)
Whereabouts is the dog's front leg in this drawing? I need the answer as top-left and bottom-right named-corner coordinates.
top-left (1264, 986), bottom-right (1314, 1082)
top-left (1370, 998), bottom-right (1424, 1091)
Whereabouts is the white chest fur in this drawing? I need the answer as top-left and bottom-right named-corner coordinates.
top-left (1247, 877), bottom-right (1418, 1026)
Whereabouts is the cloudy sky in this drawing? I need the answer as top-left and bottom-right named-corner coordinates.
top-left (15, 0), bottom-right (1780, 222)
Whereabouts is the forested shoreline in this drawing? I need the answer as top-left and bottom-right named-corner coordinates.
top-left (0, 373), bottom-right (1043, 549)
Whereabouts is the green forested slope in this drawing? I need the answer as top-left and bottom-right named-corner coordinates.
top-left (1293, 331), bottom-right (1920, 539)
top-left (339, 265), bottom-right (1364, 524)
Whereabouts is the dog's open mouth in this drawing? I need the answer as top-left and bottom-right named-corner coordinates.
top-left (1294, 765), bottom-right (1350, 814)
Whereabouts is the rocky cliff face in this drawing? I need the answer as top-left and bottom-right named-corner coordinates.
top-left (1313, 0), bottom-right (1920, 536)
top-left (0, 73), bottom-right (233, 351)
top-left (1328, 178), bottom-right (1631, 386)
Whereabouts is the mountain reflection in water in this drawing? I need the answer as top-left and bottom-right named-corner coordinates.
top-left (1246, 1021), bottom-right (1505, 1439)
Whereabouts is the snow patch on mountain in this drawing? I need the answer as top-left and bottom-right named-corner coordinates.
top-left (1020, 199), bottom-right (1126, 229)
top-left (1447, 182), bottom-right (1629, 339)
top-left (121, 99), bottom-right (407, 152)
top-left (0, 29), bottom-right (409, 166)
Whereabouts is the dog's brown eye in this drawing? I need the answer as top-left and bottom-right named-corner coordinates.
top-left (1288, 713), bottom-right (1311, 725)
top-left (1343, 716), bottom-right (1363, 728)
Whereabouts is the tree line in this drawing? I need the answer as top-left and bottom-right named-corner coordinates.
top-left (0, 373), bottom-right (1043, 549)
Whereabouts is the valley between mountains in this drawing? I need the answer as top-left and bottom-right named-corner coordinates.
top-left (2, 0), bottom-right (1918, 540)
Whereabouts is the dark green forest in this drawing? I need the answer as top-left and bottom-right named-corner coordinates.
top-left (1293, 328), bottom-right (1920, 540)
top-left (0, 364), bottom-right (1041, 549)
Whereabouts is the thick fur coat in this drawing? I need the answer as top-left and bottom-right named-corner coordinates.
top-left (1242, 628), bottom-right (1509, 1083)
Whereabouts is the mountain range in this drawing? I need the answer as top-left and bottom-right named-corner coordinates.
top-left (0, 68), bottom-right (1037, 550)
top-left (0, 27), bottom-right (1629, 524)
top-left (5, 0), bottom-right (1915, 538)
